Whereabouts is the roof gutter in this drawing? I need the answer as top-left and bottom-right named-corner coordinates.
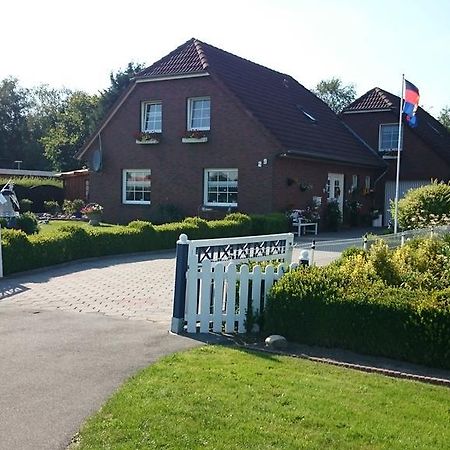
top-left (278, 150), bottom-right (385, 169)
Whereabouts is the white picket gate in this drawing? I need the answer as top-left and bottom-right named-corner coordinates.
top-left (171, 232), bottom-right (295, 334)
top-left (184, 260), bottom-right (297, 333)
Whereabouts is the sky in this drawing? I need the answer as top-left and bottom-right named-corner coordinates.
top-left (1, 0), bottom-right (449, 116)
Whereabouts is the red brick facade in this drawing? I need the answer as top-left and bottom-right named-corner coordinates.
top-left (83, 76), bottom-right (282, 223)
top-left (82, 75), bottom-right (381, 224)
top-left (342, 111), bottom-right (450, 182)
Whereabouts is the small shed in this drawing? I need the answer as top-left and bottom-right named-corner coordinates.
top-left (58, 169), bottom-right (90, 202)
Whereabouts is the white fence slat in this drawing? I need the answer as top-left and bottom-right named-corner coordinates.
top-left (251, 265), bottom-right (262, 316)
top-left (186, 266), bottom-right (199, 333)
top-left (237, 264), bottom-right (249, 333)
top-left (212, 262), bottom-right (225, 332)
top-left (225, 263), bottom-right (237, 333)
top-left (263, 265), bottom-right (275, 310)
top-left (199, 259), bottom-right (212, 333)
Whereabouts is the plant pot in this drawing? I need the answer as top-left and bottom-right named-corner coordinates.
top-left (87, 213), bottom-right (102, 226)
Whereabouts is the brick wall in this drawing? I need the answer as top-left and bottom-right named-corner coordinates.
top-left (83, 76), bottom-right (282, 223)
top-left (342, 111), bottom-right (450, 182)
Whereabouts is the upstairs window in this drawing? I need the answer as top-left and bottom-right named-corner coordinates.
top-left (142, 101), bottom-right (162, 133)
top-left (204, 169), bottom-right (238, 207)
top-left (188, 97), bottom-right (210, 131)
top-left (379, 124), bottom-right (402, 152)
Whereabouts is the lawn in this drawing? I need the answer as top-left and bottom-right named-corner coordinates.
top-left (72, 346), bottom-right (450, 450)
top-left (38, 220), bottom-right (121, 235)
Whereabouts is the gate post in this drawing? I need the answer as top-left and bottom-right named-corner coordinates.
top-left (171, 234), bottom-right (189, 334)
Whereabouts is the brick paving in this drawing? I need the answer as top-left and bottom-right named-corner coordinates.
top-left (0, 251), bottom-right (177, 326)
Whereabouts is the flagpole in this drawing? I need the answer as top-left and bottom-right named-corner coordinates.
top-left (393, 74), bottom-right (405, 234)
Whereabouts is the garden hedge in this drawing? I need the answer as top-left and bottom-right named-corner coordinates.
top-left (1, 213), bottom-right (289, 275)
top-left (264, 238), bottom-right (450, 370)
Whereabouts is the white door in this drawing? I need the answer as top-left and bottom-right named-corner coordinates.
top-left (384, 180), bottom-right (429, 226)
top-left (327, 173), bottom-right (344, 213)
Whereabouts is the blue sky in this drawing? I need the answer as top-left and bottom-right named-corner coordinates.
top-left (2, 0), bottom-right (449, 116)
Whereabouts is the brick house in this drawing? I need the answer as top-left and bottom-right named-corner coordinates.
top-left (78, 38), bottom-right (385, 224)
top-left (341, 88), bottom-right (450, 225)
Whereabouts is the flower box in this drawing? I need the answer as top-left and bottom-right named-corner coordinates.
top-left (136, 139), bottom-right (160, 145)
top-left (181, 136), bottom-right (208, 144)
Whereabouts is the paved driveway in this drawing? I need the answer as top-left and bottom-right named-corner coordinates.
top-left (0, 251), bottom-right (201, 450)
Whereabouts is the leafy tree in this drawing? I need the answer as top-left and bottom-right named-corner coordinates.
top-left (393, 180), bottom-right (450, 229)
top-left (41, 91), bottom-right (99, 171)
top-left (97, 62), bottom-right (145, 120)
top-left (24, 85), bottom-right (71, 170)
top-left (438, 106), bottom-right (450, 131)
top-left (313, 77), bottom-right (356, 113)
top-left (0, 77), bottom-right (29, 168)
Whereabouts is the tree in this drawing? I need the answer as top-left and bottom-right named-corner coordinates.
top-left (0, 77), bottom-right (29, 168)
top-left (313, 77), bottom-right (356, 113)
top-left (41, 91), bottom-right (99, 171)
top-left (438, 106), bottom-right (450, 131)
top-left (97, 62), bottom-right (145, 121)
top-left (25, 85), bottom-right (71, 170)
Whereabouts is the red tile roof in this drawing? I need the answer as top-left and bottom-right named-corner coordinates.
top-left (343, 88), bottom-right (394, 112)
top-left (84, 39), bottom-right (385, 168)
top-left (343, 87), bottom-right (450, 164)
top-left (137, 39), bottom-right (208, 77)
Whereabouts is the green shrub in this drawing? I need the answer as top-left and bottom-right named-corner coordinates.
top-left (14, 212), bottom-right (39, 235)
top-left (63, 199), bottom-right (85, 215)
top-left (322, 201), bottom-right (342, 231)
top-left (265, 237), bottom-right (450, 369)
top-left (44, 200), bottom-right (60, 215)
top-left (0, 176), bottom-right (62, 189)
top-left (249, 213), bottom-right (289, 235)
top-left (19, 198), bottom-right (33, 212)
top-left (394, 180), bottom-right (450, 229)
top-left (224, 213), bottom-right (252, 234)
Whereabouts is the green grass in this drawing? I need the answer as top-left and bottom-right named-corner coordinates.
top-left (72, 346), bottom-right (450, 450)
top-left (38, 220), bottom-right (121, 235)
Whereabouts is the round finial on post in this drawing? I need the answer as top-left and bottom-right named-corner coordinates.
top-left (178, 233), bottom-right (188, 244)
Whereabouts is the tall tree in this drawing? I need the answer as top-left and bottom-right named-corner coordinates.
top-left (0, 77), bottom-right (29, 168)
top-left (97, 62), bottom-right (145, 120)
top-left (24, 85), bottom-right (71, 170)
top-left (313, 77), bottom-right (356, 113)
top-left (438, 106), bottom-right (450, 131)
top-left (41, 91), bottom-right (99, 171)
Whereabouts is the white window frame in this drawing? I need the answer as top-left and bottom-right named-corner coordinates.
top-left (351, 174), bottom-right (358, 190)
top-left (141, 101), bottom-right (162, 133)
top-left (187, 96), bottom-right (211, 131)
top-left (379, 123), bottom-right (403, 152)
top-left (122, 169), bottom-right (151, 205)
top-left (204, 168), bottom-right (238, 207)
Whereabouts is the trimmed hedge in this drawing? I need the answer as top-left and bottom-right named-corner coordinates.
top-left (1, 213), bottom-right (290, 275)
top-left (264, 240), bottom-right (450, 370)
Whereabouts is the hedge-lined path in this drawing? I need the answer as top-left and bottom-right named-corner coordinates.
top-left (0, 250), bottom-right (203, 450)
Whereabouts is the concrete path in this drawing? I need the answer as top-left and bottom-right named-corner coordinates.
top-left (0, 251), bottom-right (200, 450)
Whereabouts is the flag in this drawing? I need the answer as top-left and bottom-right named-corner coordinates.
top-left (403, 79), bottom-right (419, 127)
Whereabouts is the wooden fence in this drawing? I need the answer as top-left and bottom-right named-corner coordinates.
top-left (171, 232), bottom-right (294, 334)
top-left (185, 260), bottom-right (298, 333)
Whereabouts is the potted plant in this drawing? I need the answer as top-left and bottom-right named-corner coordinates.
top-left (134, 131), bottom-right (161, 144)
top-left (181, 130), bottom-right (208, 143)
top-left (81, 203), bottom-right (103, 226)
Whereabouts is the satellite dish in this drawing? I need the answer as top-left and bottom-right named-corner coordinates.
top-left (92, 149), bottom-right (102, 172)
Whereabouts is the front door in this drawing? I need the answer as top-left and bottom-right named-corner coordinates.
top-left (327, 173), bottom-right (344, 213)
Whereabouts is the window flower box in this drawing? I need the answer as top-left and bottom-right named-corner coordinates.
top-left (134, 131), bottom-right (161, 144)
top-left (181, 130), bottom-right (208, 144)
